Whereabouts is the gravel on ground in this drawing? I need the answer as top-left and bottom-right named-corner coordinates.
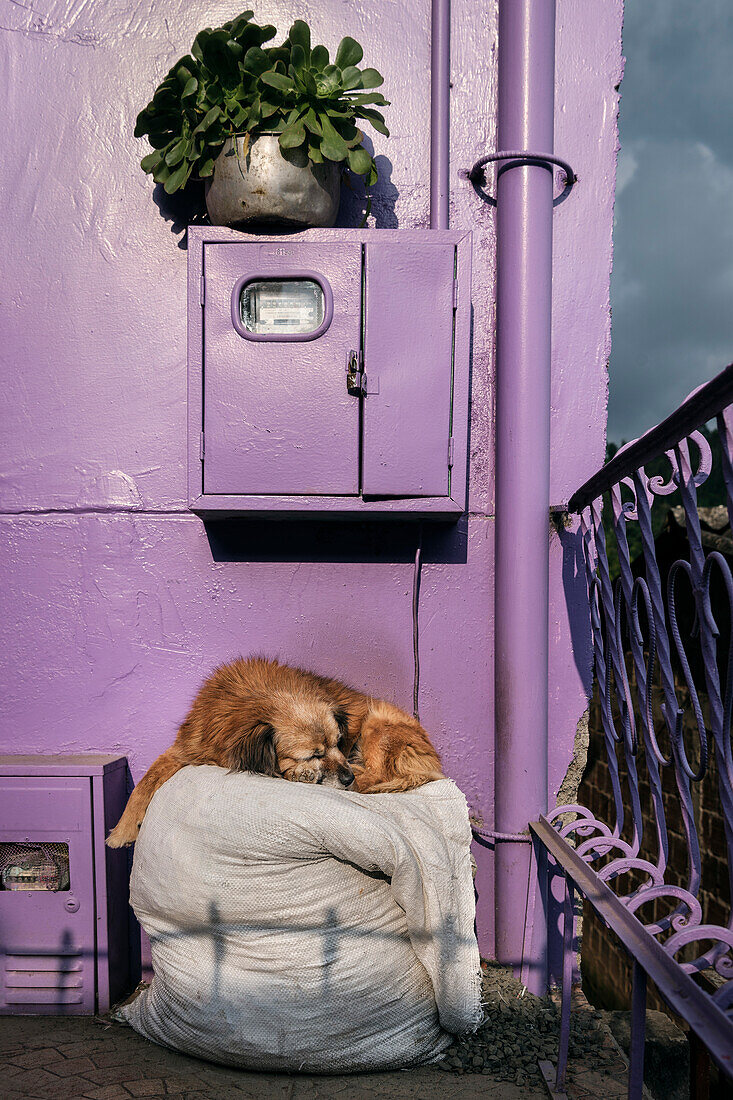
top-left (437, 959), bottom-right (629, 1092)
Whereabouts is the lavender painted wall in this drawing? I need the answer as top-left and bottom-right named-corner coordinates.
top-left (0, 0), bottom-right (623, 958)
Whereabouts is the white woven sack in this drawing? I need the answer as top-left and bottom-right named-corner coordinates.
top-left (119, 765), bottom-right (482, 1073)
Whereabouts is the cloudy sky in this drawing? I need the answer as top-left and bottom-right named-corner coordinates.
top-left (608, 0), bottom-right (733, 442)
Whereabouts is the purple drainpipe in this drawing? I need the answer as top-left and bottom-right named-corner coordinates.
top-left (494, 0), bottom-right (555, 992)
top-left (430, 0), bottom-right (450, 230)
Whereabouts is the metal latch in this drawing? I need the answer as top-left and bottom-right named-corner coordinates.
top-left (346, 349), bottom-right (365, 396)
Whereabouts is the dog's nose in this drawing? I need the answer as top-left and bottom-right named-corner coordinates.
top-left (338, 766), bottom-right (355, 788)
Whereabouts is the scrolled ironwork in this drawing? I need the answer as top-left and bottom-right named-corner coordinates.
top-left (625, 885), bottom-right (704, 936)
top-left (548, 363), bottom-right (733, 1033)
top-left (645, 431), bottom-right (713, 499)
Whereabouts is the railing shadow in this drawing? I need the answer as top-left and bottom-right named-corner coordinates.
top-left (121, 901), bottom-right (480, 1068)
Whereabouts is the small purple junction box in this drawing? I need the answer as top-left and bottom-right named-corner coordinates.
top-left (0, 755), bottom-right (140, 1015)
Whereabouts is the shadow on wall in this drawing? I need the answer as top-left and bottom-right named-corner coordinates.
top-left (556, 520), bottom-right (594, 700)
top-left (204, 517), bottom-right (469, 565)
top-left (152, 181), bottom-right (209, 251)
top-left (338, 152), bottom-right (399, 228)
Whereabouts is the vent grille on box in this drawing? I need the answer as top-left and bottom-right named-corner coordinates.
top-left (0, 842), bottom-right (70, 891)
top-left (3, 953), bottom-right (83, 1005)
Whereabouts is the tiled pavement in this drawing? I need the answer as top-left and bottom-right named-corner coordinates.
top-left (1, 1015), bottom-right (526, 1099)
top-left (0, 1009), bottom-right (631, 1100)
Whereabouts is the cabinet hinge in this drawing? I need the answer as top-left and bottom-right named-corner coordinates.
top-left (447, 436), bottom-right (455, 468)
top-left (199, 431), bottom-right (205, 460)
top-left (200, 276), bottom-right (206, 307)
top-left (452, 278), bottom-right (459, 311)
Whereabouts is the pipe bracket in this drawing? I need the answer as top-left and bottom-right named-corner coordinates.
top-left (460, 150), bottom-right (577, 205)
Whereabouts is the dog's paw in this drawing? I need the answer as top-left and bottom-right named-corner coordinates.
top-left (106, 822), bottom-right (140, 848)
top-left (351, 771), bottom-right (379, 794)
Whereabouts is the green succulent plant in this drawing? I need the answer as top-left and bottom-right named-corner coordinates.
top-left (134, 11), bottom-right (389, 199)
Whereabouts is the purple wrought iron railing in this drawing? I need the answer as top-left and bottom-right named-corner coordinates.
top-left (534, 362), bottom-right (733, 1098)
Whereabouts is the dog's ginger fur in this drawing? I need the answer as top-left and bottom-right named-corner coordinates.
top-left (107, 657), bottom-right (443, 847)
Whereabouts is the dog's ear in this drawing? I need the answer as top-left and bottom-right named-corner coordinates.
top-left (226, 722), bottom-right (279, 777)
top-left (334, 708), bottom-right (350, 741)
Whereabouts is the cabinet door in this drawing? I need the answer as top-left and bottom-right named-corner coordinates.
top-left (0, 778), bottom-right (96, 1014)
top-left (203, 242), bottom-right (361, 496)
top-left (362, 241), bottom-right (455, 497)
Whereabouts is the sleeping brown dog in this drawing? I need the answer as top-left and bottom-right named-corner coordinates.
top-left (106, 656), bottom-right (443, 847)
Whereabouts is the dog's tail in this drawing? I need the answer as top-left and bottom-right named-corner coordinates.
top-left (354, 700), bottom-right (445, 794)
top-left (106, 747), bottom-right (186, 848)
top-left (361, 743), bottom-right (445, 793)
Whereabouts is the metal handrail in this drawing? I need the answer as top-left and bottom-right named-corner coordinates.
top-left (532, 817), bottom-right (733, 1091)
top-left (569, 361), bottom-right (733, 512)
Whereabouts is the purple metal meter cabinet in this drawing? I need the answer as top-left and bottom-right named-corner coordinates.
top-left (187, 227), bottom-right (472, 518)
top-left (0, 755), bottom-right (140, 1015)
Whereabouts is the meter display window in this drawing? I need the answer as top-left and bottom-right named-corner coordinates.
top-left (240, 279), bottom-right (325, 336)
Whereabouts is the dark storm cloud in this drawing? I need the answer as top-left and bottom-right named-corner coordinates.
top-left (607, 1), bottom-right (733, 441)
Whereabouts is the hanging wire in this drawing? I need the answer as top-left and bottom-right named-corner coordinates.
top-left (412, 525), bottom-right (423, 721)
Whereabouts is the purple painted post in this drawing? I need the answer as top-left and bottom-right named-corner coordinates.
top-left (556, 878), bottom-right (574, 1090)
top-left (430, 0), bottom-right (451, 230)
top-left (628, 961), bottom-right (648, 1098)
top-left (494, 0), bottom-right (555, 991)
